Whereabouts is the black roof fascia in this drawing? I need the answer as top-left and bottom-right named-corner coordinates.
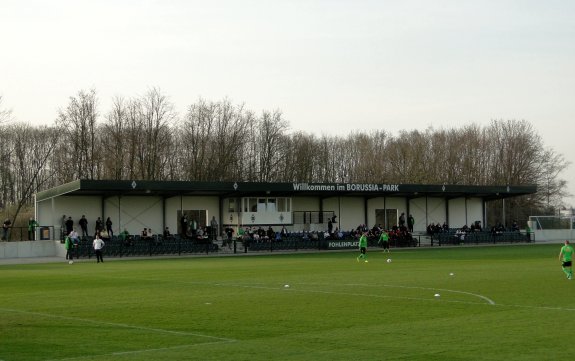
top-left (35, 180), bottom-right (537, 202)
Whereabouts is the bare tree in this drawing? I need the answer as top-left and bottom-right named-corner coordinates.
top-left (8, 124), bottom-right (60, 235)
top-left (180, 98), bottom-right (217, 181)
top-left (342, 131), bottom-right (391, 183)
top-left (209, 101), bottom-right (252, 181)
top-left (2, 89), bottom-right (569, 229)
top-left (256, 110), bottom-right (289, 182)
top-left (0, 96), bottom-right (14, 208)
top-left (101, 96), bottom-right (129, 180)
top-left (179, 99), bottom-right (256, 181)
top-left (486, 120), bottom-right (542, 185)
top-left (115, 88), bottom-right (176, 180)
top-left (0, 126), bottom-right (15, 208)
top-left (56, 89), bottom-right (99, 180)
top-left (0, 95), bottom-right (13, 124)
top-left (282, 132), bottom-right (316, 182)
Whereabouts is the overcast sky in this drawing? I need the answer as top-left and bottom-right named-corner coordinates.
top-left (2, 0), bottom-right (574, 204)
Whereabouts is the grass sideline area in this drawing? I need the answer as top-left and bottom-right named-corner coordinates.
top-left (1, 244), bottom-right (574, 360)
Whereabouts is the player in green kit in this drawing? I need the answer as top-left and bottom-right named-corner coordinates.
top-left (357, 232), bottom-right (368, 263)
top-left (559, 240), bottom-right (574, 280)
top-left (379, 230), bottom-right (390, 253)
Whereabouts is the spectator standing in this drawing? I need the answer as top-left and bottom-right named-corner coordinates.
top-left (93, 234), bottom-right (105, 263)
top-left (407, 214), bottom-right (415, 233)
top-left (210, 216), bottom-right (219, 240)
top-left (105, 217), bottom-right (114, 238)
top-left (95, 217), bottom-right (103, 235)
top-left (2, 218), bottom-right (11, 240)
top-left (28, 217), bottom-right (39, 240)
top-left (60, 215), bottom-right (67, 240)
top-left (79, 215), bottom-right (88, 238)
top-left (180, 214), bottom-right (188, 237)
top-left (191, 218), bottom-right (198, 236)
top-left (399, 213), bottom-right (406, 228)
top-left (224, 226), bottom-right (234, 248)
top-left (65, 216), bottom-right (74, 236)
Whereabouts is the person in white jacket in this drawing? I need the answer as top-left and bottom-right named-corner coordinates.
top-left (93, 234), bottom-right (105, 263)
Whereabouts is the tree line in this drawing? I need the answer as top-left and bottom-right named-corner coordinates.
top-left (0, 89), bottom-right (569, 228)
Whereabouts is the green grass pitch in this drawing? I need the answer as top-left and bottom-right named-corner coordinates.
top-left (1, 244), bottom-right (574, 361)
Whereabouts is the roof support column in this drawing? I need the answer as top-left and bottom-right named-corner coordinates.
top-left (338, 196), bottom-right (341, 230)
top-left (218, 195), bottom-right (223, 238)
top-left (384, 196), bottom-right (387, 230)
top-left (425, 196), bottom-right (428, 229)
top-left (363, 197), bottom-right (368, 228)
top-left (465, 197), bottom-right (468, 226)
top-left (482, 199), bottom-right (486, 230)
top-left (502, 198), bottom-right (506, 228)
top-left (319, 197), bottom-right (324, 224)
top-left (101, 196), bottom-right (105, 221)
top-left (162, 196), bottom-right (166, 235)
top-left (445, 198), bottom-right (449, 227)
top-left (118, 195), bottom-right (122, 234)
top-left (406, 197), bottom-right (410, 225)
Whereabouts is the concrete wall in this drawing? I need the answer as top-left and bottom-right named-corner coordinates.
top-left (37, 195), bottom-right (223, 240)
top-left (426, 197), bottom-right (447, 228)
top-left (0, 241), bottom-right (61, 258)
top-left (447, 197), bottom-right (483, 228)
top-left (408, 198), bottom-right (427, 233)
top-left (533, 230), bottom-right (575, 243)
top-left (465, 198), bottom-right (484, 228)
top-left (338, 197), bottom-right (366, 232)
top-left (37, 195), bottom-right (102, 238)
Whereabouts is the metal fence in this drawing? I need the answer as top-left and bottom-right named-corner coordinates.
top-left (0, 226), bottom-right (56, 242)
top-left (63, 232), bottom-right (427, 260)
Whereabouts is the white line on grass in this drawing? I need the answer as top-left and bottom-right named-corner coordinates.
top-left (344, 283), bottom-right (497, 305)
top-left (223, 281), bottom-right (575, 314)
top-left (282, 283), bottom-right (575, 312)
top-left (41, 340), bottom-right (235, 361)
top-left (493, 303), bottom-right (575, 312)
top-left (228, 282), bottom-right (575, 312)
top-left (97, 275), bottom-right (575, 312)
top-left (0, 307), bottom-right (234, 341)
top-left (97, 274), bottom-right (498, 306)
top-left (0, 307), bottom-right (236, 361)
top-left (202, 281), bottom-right (495, 307)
